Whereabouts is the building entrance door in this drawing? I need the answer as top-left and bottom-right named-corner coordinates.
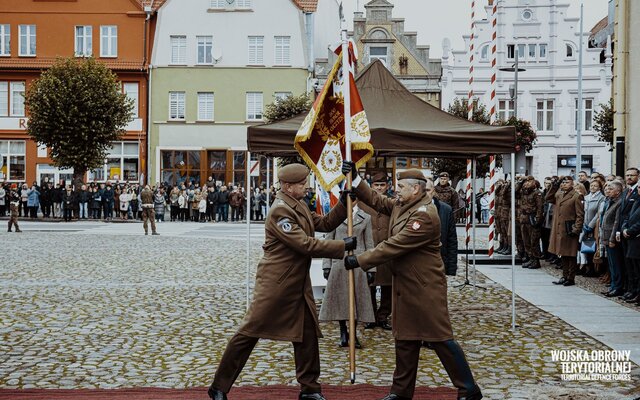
top-left (37, 164), bottom-right (74, 187)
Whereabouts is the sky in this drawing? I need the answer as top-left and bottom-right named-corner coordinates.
top-left (340, 0), bottom-right (609, 59)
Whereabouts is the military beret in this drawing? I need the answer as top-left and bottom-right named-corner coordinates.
top-left (10, 183), bottom-right (17, 189)
top-left (278, 163), bottom-right (310, 183)
top-left (370, 171), bottom-right (389, 183)
top-left (438, 172), bottom-right (449, 178)
top-left (397, 169), bottom-right (427, 182)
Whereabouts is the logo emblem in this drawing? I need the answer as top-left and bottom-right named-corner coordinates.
top-left (411, 221), bottom-right (421, 231)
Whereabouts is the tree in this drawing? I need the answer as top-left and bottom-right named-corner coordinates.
top-left (594, 98), bottom-right (614, 151)
top-left (25, 57), bottom-right (133, 187)
top-left (263, 93), bottom-right (312, 167)
top-left (497, 117), bottom-right (537, 153)
top-left (431, 98), bottom-right (501, 181)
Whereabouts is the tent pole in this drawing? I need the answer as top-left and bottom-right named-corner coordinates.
top-left (246, 151), bottom-right (251, 311)
top-left (266, 156), bottom-right (270, 214)
top-left (511, 152), bottom-right (516, 331)
top-left (472, 156), bottom-right (477, 290)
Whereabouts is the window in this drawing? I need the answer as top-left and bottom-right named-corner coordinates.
top-left (507, 44), bottom-right (515, 60)
top-left (169, 91), bottom-right (185, 120)
top-left (210, 0), bottom-right (225, 7)
top-left (539, 44), bottom-right (547, 59)
top-left (197, 36), bottom-right (213, 64)
top-left (198, 92), bottom-right (214, 121)
top-left (536, 100), bottom-right (554, 131)
top-left (246, 92), bottom-right (263, 120)
top-left (236, 0), bottom-right (251, 7)
top-left (75, 25), bottom-right (92, 57)
top-left (100, 25), bottom-right (117, 57)
top-left (123, 83), bottom-right (139, 117)
top-left (207, 150), bottom-right (227, 183)
top-left (575, 99), bottom-right (594, 131)
top-left (274, 36), bottom-right (290, 65)
top-left (274, 92), bottom-right (292, 103)
top-left (528, 44), bottom-right (536, 59)
top-left (89, 141), bottom-right (139, 182)
top-left (0, 140), bottom-right (26, 181)
top-left (498, 99), bottom-right (515, 121)
top-left (566, 44), bottom-right (574, 58)
top-left (10, 82), bottom-right (25, 117)
top-left (161, 150), bottom-right (201, 187)
top-left (517, 44), bottom-right (526, 59)
top-left (19, 25), bottom-right (36, 56)
top-left (369, 46), bottom-right (388, 66)
top-left (248, 36), bottom-right (264, 64)
top-left (480, 44), bottom-right (489, 60)
top-left (0, 25), bottom-right (9, 56)
top-left (522, 9), bottom-right (533, 21)
top-left (0, 82), bottom-right (7, 116)
top-left (170, 35), bottom-right (187, 64)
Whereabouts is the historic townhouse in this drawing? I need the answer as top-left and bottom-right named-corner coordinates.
top-left (0, 0), bottom-right (163, 185)
top-left (441, 0), bottom-right (612, 178)
top-left (148, 0), bottom-right (339, 187)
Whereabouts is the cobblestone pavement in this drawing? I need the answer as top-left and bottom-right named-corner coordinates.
top-left (0, 230), bottom-right (639, 399)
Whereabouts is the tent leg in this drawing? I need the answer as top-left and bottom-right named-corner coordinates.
top-left (246, 151), bottom-right (252, 311)
top-left (511, 152), bottom-right (516, 331)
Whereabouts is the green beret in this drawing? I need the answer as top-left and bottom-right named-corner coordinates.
top-left (398, 169), bottom-right (427, 182)
top-left (371, 171), bottom-right (389, 183)
top-left (278, 163), bottom-right (310, 183)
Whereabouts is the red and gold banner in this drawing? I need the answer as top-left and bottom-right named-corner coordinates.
top-left (294, 40), bottom-right (374, 192)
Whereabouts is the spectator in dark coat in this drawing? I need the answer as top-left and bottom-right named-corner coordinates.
top-left (433, 197), bottom-right (458, 276)
top-left (62, 186), bottom-right (77, 222)
top-left (622, 189), bottom-right (640, 306)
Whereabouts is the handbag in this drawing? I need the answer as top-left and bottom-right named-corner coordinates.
top-left (580, 236), bottom-right (596, 254)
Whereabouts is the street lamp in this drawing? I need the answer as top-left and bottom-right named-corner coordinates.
top-left (499, 49), bottom-right (527, 175)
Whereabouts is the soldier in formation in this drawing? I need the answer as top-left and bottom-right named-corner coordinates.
top-left (434, 172), bottom-right (460, 211)
top-left (519, 176), bottom-right (544, 269)
top-left (7, 183), bottom-right (22, 233)
top-left (495, 179), bottom-right (511, 255)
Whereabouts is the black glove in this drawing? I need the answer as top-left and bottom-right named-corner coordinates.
top-left (339, 189), bottom-right (357, 206)
top-left (567, 231), bottom-right (578, 238)
top-left (367, 272), bottom-right (375, 285)
top-left (323, 268), bottom-right (331, 280)
top-left (341, 161), bottom-right (357, 180)
top-left (344, 255), bottom-right (359, 270)
top-left (343, 236), bottom-right (357, 251)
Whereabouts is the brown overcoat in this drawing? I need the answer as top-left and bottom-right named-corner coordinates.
top-left (237, 191), bottom-right (347, 342)
top-left (358, 201), bottom-right (393, 286)
top-left (354, 181), bottom-right (454, 342)
top-left (547, 187), bottom-right (585, 257)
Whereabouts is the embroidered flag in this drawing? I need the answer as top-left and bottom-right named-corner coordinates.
top-left (295, 40), bottom-right (374, 192)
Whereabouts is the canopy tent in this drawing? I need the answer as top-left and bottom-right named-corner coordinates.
top-left (244, 59), bottom-right (520, 331)
top-left (247, 59), bottom-right (516, 157)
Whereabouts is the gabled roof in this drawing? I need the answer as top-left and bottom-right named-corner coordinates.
top-left (135, 0), bottom-right (167, 12)
top-left (291, 0), bottom-right (318, 12)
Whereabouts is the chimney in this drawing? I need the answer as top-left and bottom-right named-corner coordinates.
top-left (488, 0), bottom-right (494, 4)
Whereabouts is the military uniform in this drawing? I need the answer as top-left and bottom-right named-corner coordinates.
top-left (434, 183), bottom-right (460, 211)
top-left (496, 180), bottom-right (511, 254)
top-left (8, 188), bottom-right (21, 233)
top-left (358, 174), bottom-right (393, 328)
top-left (351, 170), bottom-right (480, 400)
top-left (210, 164), bottom-right (348, 398)
top-left (519, 180), bottom-right (544, 268)
top-left (140, 187), bottom-right (158, 235)
top-left (514, 179), bottom-right (526, 257)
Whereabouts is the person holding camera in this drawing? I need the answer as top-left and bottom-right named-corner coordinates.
top-left (547, 176), bottom-right (585, 286)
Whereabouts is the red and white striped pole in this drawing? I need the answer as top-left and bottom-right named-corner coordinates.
top-left (488, 0), bottom-right (499, 258)
top-left (467, 0), bottom-right (476, 121)
top-left (466, 159), bottom-right (472, 247)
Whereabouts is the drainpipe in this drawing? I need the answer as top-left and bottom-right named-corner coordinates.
top-left (143, 2), bottom-right (154, 185)
top-left (305, 12), bottom-right (315, 93)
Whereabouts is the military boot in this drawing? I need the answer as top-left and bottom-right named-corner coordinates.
top-left (528, 258), bottom-right (541, 269)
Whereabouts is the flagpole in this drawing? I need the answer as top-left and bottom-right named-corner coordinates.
top-left (341, 19), bottom-right (357, 385)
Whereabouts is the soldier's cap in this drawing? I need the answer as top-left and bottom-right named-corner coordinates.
top-left (561, 176), bottom-right (574, 182)
top-left (370, 171), bottom-right (389, 183)
top-left (438, 172), bottom-right (449, 178)
top-left (397, 169), bottom-right (427, 182)
top-left (278, 163), bottom-right (309, 183)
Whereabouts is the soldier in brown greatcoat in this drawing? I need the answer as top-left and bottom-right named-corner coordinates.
top-left (140, 185), bottom-right (159, 236)
top-left (519, 177), bottom-right (544, 269)
top-left (7, 184), bottom-right (22, 233)
top-left (342, 163), bottom-right (482, 400)
top-left (358, 170), bottom-right (393, 330)
top-left (208, 164), bottom-right (355, 400)
top-left (547, 175), bottom-right (585, 286)
top-left (514, 177), bottom-right (526, 260)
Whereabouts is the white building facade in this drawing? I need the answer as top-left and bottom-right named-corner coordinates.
top-left (441, 0), bottom-right (612, 178)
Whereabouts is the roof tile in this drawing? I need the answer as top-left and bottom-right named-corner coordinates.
top-left (291, 0), bottom-right (318, 12)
